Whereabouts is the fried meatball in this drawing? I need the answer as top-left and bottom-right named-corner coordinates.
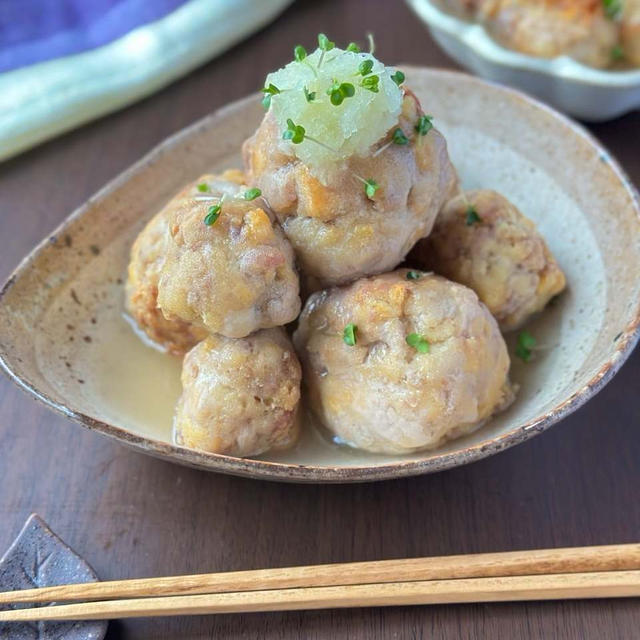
top-left (243, 92), bottom-right (458, 291)
top-left (293, 270), bottom-right (513, 454)
top-left (174, 329), bottom-right (301, 457)
top-left (125, 171), bottom-right (245, 355)
top-left (156, 183), bottom-right (301, 339)
top-left (622, 0), bottom-right (640, 66)
top-left (411, 190), bottom-right (566, 332)
top-left (481, 0), bottom-right (619, 68)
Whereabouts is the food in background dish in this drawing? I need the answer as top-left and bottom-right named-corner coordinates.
top-left (156, 177), bottom-right (300, 339)
top-left (243, 39), bottom-right (457, 291)
top-left (622, 0), bottom-right (640, 64)
top-left (293, 270), bottom-right (513, 454)
top-left (436, 0), bottom-right (635, 69)
top-left (125, 171), bottom-right (245, 354)
top-left (411, 189), bottom-right (566, 331)
top-left (434, 0), bottom-right (489, 17)
top-left (174, 329), bottom-right (301, 457)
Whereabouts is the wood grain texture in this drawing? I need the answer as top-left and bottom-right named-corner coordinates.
top-left (3, 571), bottom-right (640, 622)
top-left (4, 544), bottom-right (640, 604)
top-left (0, 0), bottom-right (638, 638)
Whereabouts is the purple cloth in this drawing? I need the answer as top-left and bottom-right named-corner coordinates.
top-left (0, 0), bottom-right (190, 73)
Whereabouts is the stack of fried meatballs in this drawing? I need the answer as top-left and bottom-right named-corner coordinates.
top-left (126, 83), bottom-right (565, 459)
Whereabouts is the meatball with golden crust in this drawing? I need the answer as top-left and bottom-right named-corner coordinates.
top-left (293, 270), bottom-right (513, 454)
top-left (174, 329), bottom-right (301, 457)
top-left (156, 182), bottom-right (301, 339)
top-left (125, 171), bottom-right (245, 355)
top-left (411, 189), bottom-right (566, 332)
top-left (480, 0), bottom-right (619, 68)
top-left (243, 92), bottom-right (458, 291)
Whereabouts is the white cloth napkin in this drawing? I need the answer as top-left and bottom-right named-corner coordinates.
top-left (0, 0), bottom-right (293, 161)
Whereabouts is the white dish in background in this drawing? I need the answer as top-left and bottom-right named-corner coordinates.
top-left (406, 0), bottom-right (640, 121)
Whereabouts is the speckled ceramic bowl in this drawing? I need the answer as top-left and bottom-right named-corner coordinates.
top-left (0, 68), bottom-right (639, 483)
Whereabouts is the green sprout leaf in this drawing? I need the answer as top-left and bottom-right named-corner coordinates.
top-left (346, 42), bottom-right (360, 53)
top-left (204, 204), bottom-right (221, 226)
top-left (465, 204), bottom-right (482, 226)
top-left (318, 33), bottom-right (335, 51)
top-left (611, 44), bottom-right (624, 60)
top-left (294, 45), bottom-right (307, 61)
top-left (364, 179), bottom-right (379, 200)
top-left (304, 86), bottom-right (316, 102)
top-left (261, 83), bottom-right (281, 109)
top-left (358, 59), bottom-right (374, 76)
top-left (243, 188), bottom-right (262, 201)
top-left (516, 330), bottom-right (537, 363)
top-left (415, 114), bottom-right (434, 136)
top-left (361, 74), bottom-right (379, 93)
top-left (327, 81), bottom-right (355, 106)
top-left (196, 182), bottom-right (210, 193)
top-left (602, 0), bottom-right (622, 19)
top-left (406, 270), bottom-right (422, 280)
top-left (406, 333), bottom-right (430, 354)
top-left (391, 70), bottom-right (405, 86)
top-left (283, 119), bottom-right (306, 144)
top-left (343, 323), bottom-right (358, 346)
top-left (341, 83), bottom-right (355, 97)
top-left (392, 128), bottom-right (409, 145)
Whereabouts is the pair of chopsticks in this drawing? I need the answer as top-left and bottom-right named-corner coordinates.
top-left (0, 544), bottom-right (639, 622)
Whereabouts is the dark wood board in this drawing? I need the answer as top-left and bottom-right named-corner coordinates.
top-left (0, 0), bottom-right (638, 637)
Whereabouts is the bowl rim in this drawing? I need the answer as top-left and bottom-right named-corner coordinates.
top-left (1, 68), bottom-right (639, 483)
top-left (406, 0), bottom-right (640, 88)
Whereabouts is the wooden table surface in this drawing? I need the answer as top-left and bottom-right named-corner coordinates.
top-left (1, 1), bottom-right (639, 638)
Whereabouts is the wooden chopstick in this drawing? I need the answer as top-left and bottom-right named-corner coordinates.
top-left (0, 543), bottom-right (638, 605)
top-left (1, 570), bottom-right (639, 621)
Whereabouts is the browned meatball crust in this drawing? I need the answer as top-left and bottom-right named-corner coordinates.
top-left (125, 171), bottom-right (245, 355)
top-left (294, 270), bottom-right (513, 454)
top-left (243, 91), bottom-right (458, 291)
top-left (157, 186), bottom-right (301, 338)
top-left (174, 329), bottom-right (301, 457)
top-left (411, 189), bottom-right (566, 331)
